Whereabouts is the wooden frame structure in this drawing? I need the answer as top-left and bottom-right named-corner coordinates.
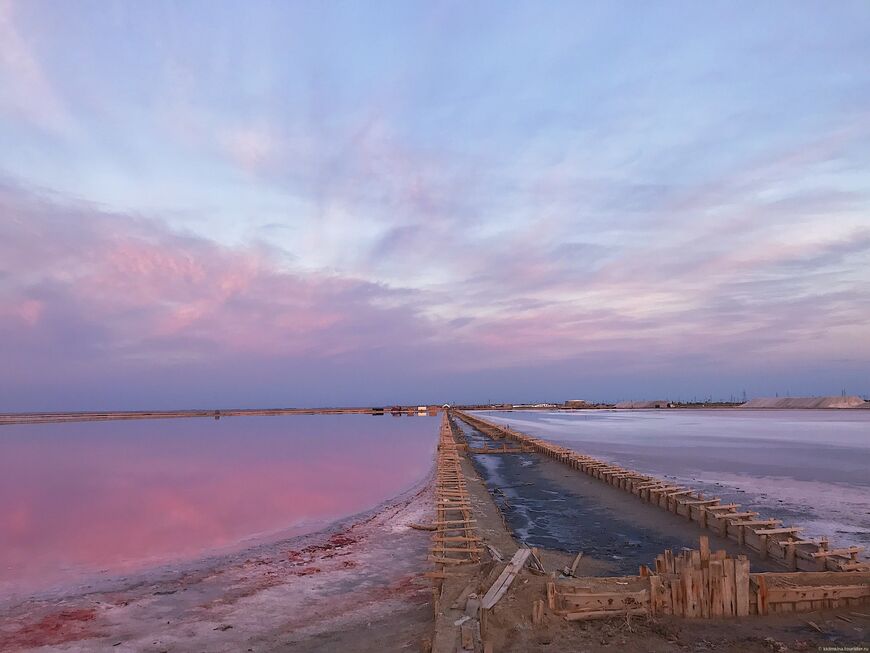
top-left (547, 536), bottom-right (870, 621)
top-left (430, 413), bottom-right (482, 566)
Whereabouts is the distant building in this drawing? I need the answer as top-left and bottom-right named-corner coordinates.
top-left (614, 400), bottom-right (668, 409)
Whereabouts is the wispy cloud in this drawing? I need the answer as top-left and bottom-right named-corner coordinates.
top-left (1, 2), bottom-right (869, 406)
top-left (0, 0), bottom-right (73, 134)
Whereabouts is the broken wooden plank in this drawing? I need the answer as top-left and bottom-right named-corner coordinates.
top-left (485, 544), bottom-right (504, 562)
top-left (481, 548), bottom-right (531, 610)
top-left (563, 607), bottom-right (646, 621)
top-left (569, 552), bottom-right (584, 576)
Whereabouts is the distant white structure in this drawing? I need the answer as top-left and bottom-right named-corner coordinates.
top-left (740, 396), bottom-right (866, 409)
top-left (614, 400), bottom-right (668, 409)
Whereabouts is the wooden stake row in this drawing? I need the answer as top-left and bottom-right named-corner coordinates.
top-left (430, 413), bottom-right (481, 566)
top-left (649, 537), bottom-right (751, 617)
top-left (454, 411), bottom-right (868, 573)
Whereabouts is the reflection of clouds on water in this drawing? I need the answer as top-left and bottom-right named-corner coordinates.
top-left (0, 415), bottom-right (438, 599)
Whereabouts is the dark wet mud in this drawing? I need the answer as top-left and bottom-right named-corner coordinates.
top-left (454, 419), bottom-right (780, 576)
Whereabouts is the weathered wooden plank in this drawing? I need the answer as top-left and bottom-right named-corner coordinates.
top-left (481, 548), bottom-right (531, 610)
top-left (766, 586), bottom-right (870, 603)
top-left (562, 607), bottom-right (647, 621)
top-left (558, 590), bottom-right (649, 611)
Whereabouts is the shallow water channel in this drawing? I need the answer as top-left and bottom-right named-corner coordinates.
top-left (456, 417), bottom-right (781, 576)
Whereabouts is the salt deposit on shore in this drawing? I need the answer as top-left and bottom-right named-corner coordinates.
top-left (741, 396), bottom-right (867, 408)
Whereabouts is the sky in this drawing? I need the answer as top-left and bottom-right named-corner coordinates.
top-left (1, 0), bottom-right (869, 410)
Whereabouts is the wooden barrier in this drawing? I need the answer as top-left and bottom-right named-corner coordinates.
top-left (454, 411), bottom-right (869, 574)
top-left (649, 538), bottom-right (751, 617)
top-left (548, 537), bottom-right (870, 621)
top-left (548, 576), bottom-right (650, 621)
top-left (752, 571), bottom-right (870, 615)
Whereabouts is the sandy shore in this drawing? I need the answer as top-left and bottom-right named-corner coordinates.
top-left (0, 480), bottom-right (436, 652)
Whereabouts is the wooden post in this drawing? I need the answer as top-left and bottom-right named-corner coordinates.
top-left (699, 536), bottom-right (710, 567)
top-left (710, 560), bottom-right (724, 617)
top-left (649, 575), bottom-right (661, 616)
top-left (722, 558), bottom-right (736, 616)
top-left (701, 566), bottom-right (710, 618)
top-left (756, 574), bottom-right (768, 616)
top-left (785, 542), bottom-right (797, 571)
top-left (735, 556), bottom-right (750, 617)
top-left (532, 599), bottom-right (544, 626)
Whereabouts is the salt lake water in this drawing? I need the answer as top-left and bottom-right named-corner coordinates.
top-left (476, 409), bottom-right (870, 552)
top-left (0, 414), bottom-right (437, 599)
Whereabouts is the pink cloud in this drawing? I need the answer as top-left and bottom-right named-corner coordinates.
top-left (1, 171), bottom-right (868, 410)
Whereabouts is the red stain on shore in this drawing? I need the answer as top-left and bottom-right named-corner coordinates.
top-left (0, 607), bottom-right (101, 649)
top-left (294, 567), bottom-right (322, 576)
top-left (287, 531), bottom-right (359, 563)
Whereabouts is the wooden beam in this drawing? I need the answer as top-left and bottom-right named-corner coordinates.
top-left (811, 547), bottom-right (864, 558)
